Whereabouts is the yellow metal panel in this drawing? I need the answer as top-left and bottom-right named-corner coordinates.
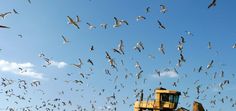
top-left (134, 101), bottom-right (160, 109)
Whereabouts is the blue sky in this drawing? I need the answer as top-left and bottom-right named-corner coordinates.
top-left (1, 0), bottom-right (236, 110)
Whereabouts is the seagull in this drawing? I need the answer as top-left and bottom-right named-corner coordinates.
top-left (86, 22), bottom-right (96, 30)
top-left (155, 69), bottom-right (161, 77)
top-left (134, 41), bottom-right (144, 52)
top-left (90, 45), bottom-right (94, 51)
top-left (157, 20), bottom-right (166, 29)
top-left (146, 7), bottom-right (151, 13)
top-left (232, 43), bottom-right (236, 48)
top-left (105, 51), bottom-right (117, 69)
top-left (72, 58), bottom-right (83, 68)
top-left (0, 25), bottom-right (10, 29)
top-left (135, 61), bottom-right (142, 70)
top-left (208, 0), bottom-right (216, 9)
top-left (160, 5), bottom-right (167, 13)
top-left (87, 59), bottom-right (94, 65)
top-left (13, 9), bottom-right (19, 14)
top-left (105, 51), bottom-right (111, 59)
top-left (207, 60), bottom-right (214, 69)
top-left (18, 34), bottom-right (23, 38)
top-left (74, 80), bottom-right (83, 84)
top-left (136, 70), bottom-right (143, 79)
top-left (137, 41), bottom-right (144, 50)
top-left (38, 52), bottom-right (45, 58)
top-left (113, 40), bottom-right (125, 55)
top-left (67, 16), bottom-right (80, 29)
top-left (0, 12), bottom-right (11, 19)
top-left (185, 31), bottom-right (194, 36)
top-left (208, 42), bottom-right (212, 49)
top-left (136, 16), bottom-right (146, 21)
top-left (100, 23), bottom-right (108, 29)
top-left (44, 57), bottom-right (51, 65)
top-left (61, 35), bottom-right (69, 44)
top-left (198, 66), bottom-right (203, 72)
top-left (158, 43), bottom-right (165, 55)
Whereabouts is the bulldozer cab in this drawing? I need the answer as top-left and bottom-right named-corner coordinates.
top-left (157, 88), bottom-right (181, 110)
top-left (134, 87), bottom-right (181, 111)
top-left (160, 92), bottom-right (180, 108)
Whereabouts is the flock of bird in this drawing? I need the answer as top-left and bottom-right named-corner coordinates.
top-left (1, 0), bottom-right (236, 111)
top-left (0, 0), bottom-right (217, 30)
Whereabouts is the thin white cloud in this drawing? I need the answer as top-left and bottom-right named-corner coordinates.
top-left (50, 61), bottom-right (67, 68)
top-left (153, 69), bottom-right (178, 78)
top-left (0, 59), bottom-right (43, 79)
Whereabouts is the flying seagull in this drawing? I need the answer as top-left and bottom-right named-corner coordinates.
top-left (0, 12), bottom-right (11, 19)
top-left (100, 23), bottom-right (108, 29)
top-left (160, 5), bottom-right (167, 13)
top-left (136, 16), bottom-right (146, 21)
top-left (90, 45), bottom-right (94, 51)
top-left (72, 58), bottom-right (83, 69)
top-left (134, 41), bottom-right (144, 52)
top-left (208, 0), bottom-right (216, 9)
top-left (61, 35), bottom-right (69, 44)
top-left (87, 59), bottom-right (94, 65)
top-left (13, 9), bottom-right (19, 14)
top-left (113, 17), bottom-right (128, 28)
top-left (232, 43), bottom-right (236, 48)
top-left (67, 16), bottom-right (80, 29)
top-left (208, 42), bottom-right (212, 49)
top-left (157, 20), bottom-right (166, 29)
top-left (18, 34), bottom-right (23, 38)
top-left (185, 31), bottom-right (194, 36)
top-left (146, 7), bottom-right (151, 13)
top-left (86, 22), bottom-right (96, 30)
top-left (207, 60), bottom-right (214, 69)
top-left (113, 40), bottom-right (125, 55)
top-left (158, 43), bottom-right (165, 55)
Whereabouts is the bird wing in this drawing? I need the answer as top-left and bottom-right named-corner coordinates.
top-left (86, 22), bottom-right (91, 26)
top-left (114, 17), bottom-right (119, 25)
top-left (208, 0), bottom-right (216, 8)
top-left (0, 25), bottom-right (10, 28)
top-left (62, 35), bottom-right (68, 43)
top-left (121, 20), bottom-right (128, 25)
top-left (158, 20), bottom-right (165, 29)
top-left (67, 16), bottom-right (79, 29)
top-left (76, 16), bottom-right (81, 22)
top-left (67, 16), bottom-right (74, 24)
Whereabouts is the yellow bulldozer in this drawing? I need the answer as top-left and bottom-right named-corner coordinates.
top-left (134, 87), bottom-right (205, 111)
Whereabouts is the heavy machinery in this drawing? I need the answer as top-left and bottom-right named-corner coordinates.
top-left (134, 87), bottom-right (205, 111)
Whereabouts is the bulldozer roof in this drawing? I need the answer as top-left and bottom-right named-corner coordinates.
top-left (155, 87), bottom-right (181, 95)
